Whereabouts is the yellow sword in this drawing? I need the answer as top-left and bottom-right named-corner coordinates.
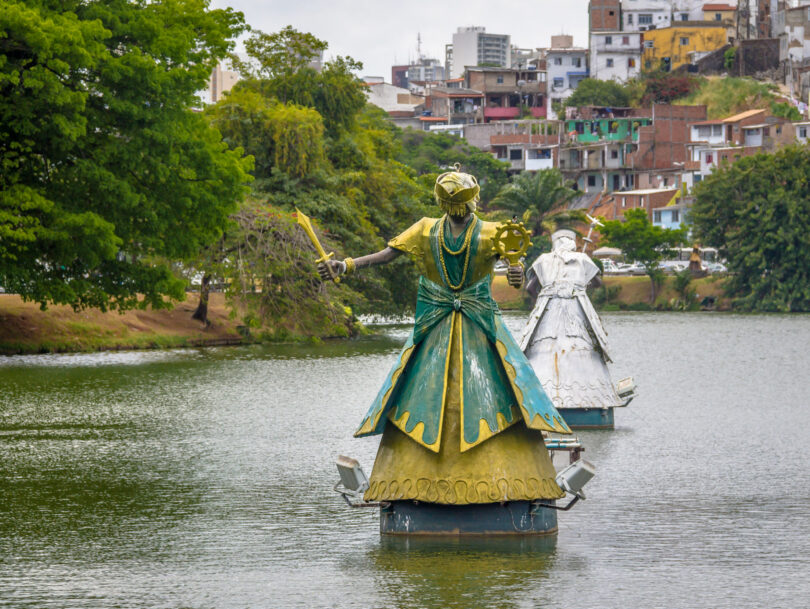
top-left (295, 208), bottom-right (341, 284)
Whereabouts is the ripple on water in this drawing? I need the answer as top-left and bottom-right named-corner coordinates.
top-left (1, 312), bottom-right (810, 608)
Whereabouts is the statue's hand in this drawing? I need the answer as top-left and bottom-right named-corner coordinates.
top-left (507, 264), bottom-right (524, 288)
top-left (317, 259), bottom-right (345, 282)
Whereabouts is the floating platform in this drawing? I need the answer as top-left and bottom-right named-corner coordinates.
top-left (379, 500), bottom-right (558, 536)
top-left (558, 406), bottom-right (615, 429)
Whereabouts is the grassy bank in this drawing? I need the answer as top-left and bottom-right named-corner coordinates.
top-left (492, 274), bottom-right (731, 311)
top-left (0, 293), bottom-right (247, 355)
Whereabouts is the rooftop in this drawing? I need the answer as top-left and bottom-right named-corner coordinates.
top-left (722, 109), bottom-right (766, 123)
top-left (702, 3), bottom-right (736, 10)
top-left (428, 86), bottom-right (483, 97)
top-left (616, 188), bottom-right (679, 196)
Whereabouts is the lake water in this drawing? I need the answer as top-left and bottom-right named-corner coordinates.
top-left (1, 312), bottom-right (809, 609)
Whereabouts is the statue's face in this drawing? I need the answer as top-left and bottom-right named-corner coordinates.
top-left (553, 236), bottom-right (575, 252)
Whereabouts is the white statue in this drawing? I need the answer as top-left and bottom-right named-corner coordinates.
top-left (517, 229), bottom-right (622, 414)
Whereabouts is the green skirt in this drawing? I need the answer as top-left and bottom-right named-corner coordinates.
top-left (364, 312), bottom-right (565, 505)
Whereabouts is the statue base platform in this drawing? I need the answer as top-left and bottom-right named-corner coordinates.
top-left (379, 500), bottom-right (558, 536)
top-left (558, 406), bottom-right (615, 429)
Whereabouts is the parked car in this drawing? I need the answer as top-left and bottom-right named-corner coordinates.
top-left (706, 261), bottom-right (728, 274)
top-left (657, 260), bottom-right (687, 274)
top-left (617, 261), bottom-right (647, 275)
top-left (600, 259), bottom-right (621, 274)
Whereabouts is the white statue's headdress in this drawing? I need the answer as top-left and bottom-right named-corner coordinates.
top-left (551, 229), bottom-right (576, 242)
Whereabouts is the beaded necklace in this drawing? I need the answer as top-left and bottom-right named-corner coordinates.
top-left (437, 214), bottom-right (477, 291)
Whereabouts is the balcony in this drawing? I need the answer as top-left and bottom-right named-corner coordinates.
top-left (484, 107), bottom-right (520, 119)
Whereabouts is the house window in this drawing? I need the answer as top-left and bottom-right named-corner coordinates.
top-left (671, 210), bottom-right (680, 222)
top-left (627, 14), bottom-right (633, 25)
top-left (611, 149), bottom-right (619, 159)
top-left (639, 14), bottom-right (653, 25)
top-left (653, 210), bottom-right (662, 223)
top-left (645, 60), bottom-right (652, 69)
top-left (628, 58), bottom-right (636, 68)
top-left (712, 125), bottom-right (722, 136)
top-left (680, 12), bottom-right (689, 21)
top-left (573, 57), bottom-right (582, 67)
top-left (697, 125), bottom-right (711, 139)
top-left (694, 174), bottom-right (702, 183)
top-left (663, 177), bottom-right (669, 186)
top-left (553, 77), bottom-right (564, 88)
top-left (509, 148), bottom-right (522, 160)
top-left (605, 36), bottom-right (613, 44)
top-left (706, 153), bottom-right (713, 163)
top-left (496, 75), bottom-right (504, 84)
top-left (622, 36), bottom-right (630, 45)
top-left (621, 197), bottom-right (626, 208)
top-left (801, 127), bottom-right (808, 138)
top-left (587, 175), bottom-right (596, 186)
top-left (714, 13), bottom-right (722, 21)
top-left (554, 57), bottom-right (562, 65)
top-left (777, 126), bottom-right (782, 134)
top-left (607, 58), bottom-right (614, 67)
top-left (680, 37), bottom-right (689, 46)
top-left (644, 41), bottom-right (654, 49)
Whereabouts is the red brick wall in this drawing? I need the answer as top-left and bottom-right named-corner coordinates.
top-left (628, 104), bottom-right (707, 170)
top-left (590, 0), bottom-right (621, 32)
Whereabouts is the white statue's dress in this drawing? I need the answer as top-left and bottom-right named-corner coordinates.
top-left (517, 246), bottom-right (622, 411)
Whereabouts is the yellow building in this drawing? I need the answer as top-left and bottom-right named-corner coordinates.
top-left (641, 25), bottom-right (728, 72)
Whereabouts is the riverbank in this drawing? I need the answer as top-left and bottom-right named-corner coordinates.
top-left (0, 274), bottom-right (731, 355)
top-left (491, 274), bottom-right (731, 310)
top-left (0, 293), bottom-right (245, 355)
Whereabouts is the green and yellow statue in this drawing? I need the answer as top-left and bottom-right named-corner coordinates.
top-left (317, 168), bottom-right (573, 534)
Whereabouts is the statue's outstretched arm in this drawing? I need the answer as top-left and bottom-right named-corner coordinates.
top-left (317, 247), bottom-right (402, 282)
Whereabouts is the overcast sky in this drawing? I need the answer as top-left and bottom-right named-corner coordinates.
top-left (212, 0), bottom-right (591, 79)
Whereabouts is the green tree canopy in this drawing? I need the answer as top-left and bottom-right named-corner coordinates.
top-left (600, 208), bottom-right (686, 303)
top-left (490, 169), bottom-right (580, 261)
top-left (205, 29), bottom-right (434, 320)
top-left (564, 78), bottom-right (631, 108)
top-left (690, 146), bottom-right (810, 311)
top-left (0, 0), bottom-right (251, 310)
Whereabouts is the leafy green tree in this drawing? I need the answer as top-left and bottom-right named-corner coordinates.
top-left (600, 208), bottom-right (687, 303)
top-left (233, 27), bottom-right (366, 134)
top-left (691, 146), bottom-right (810, 311)
top-left (564, 78), bottom-right (631, 108)
top-left (205, 29), bottom-right (434, 320)
top-left (0, 0), bottom-right (251, 311)
top-left (490, 169), bottom-right (580, 261)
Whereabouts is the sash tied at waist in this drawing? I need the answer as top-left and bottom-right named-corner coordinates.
top-left (539, 281), bottom-right (587, 299)
top-left (413, 275), bottom-right (498, 345)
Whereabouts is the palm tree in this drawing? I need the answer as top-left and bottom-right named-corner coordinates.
top-left (490, 169), bottom-right (582, 238)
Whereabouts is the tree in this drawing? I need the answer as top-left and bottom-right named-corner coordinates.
top-left (691, 146), bottom-right (810, 311)
top-left (564, 79), bottom-right (631, 108)
top-left (233, 27), bottom-right (366, 134)
top-left (490, 169), bottom-right (580, 261)
top-left (600, 208), bottom-right (686, 303)
top-left (0, 0), bottom-right (252, 311)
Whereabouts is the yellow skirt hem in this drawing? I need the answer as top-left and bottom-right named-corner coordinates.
top-left (364, 476), bottom-right (564, 504)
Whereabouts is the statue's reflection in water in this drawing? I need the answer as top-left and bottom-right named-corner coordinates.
top-left (363, 535), bottom-right (558, 609)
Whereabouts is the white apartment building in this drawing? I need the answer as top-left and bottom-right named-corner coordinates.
top-left (546, 46), bottom-right (589, 118)
top-left (622, 0), bottom-right (672, 31)
top-left (449, 26), bottom-right (511, 78)
top-left (207, 63), bottom-right (241, 104)
top-left (589, 31), bottom-right (642, 82)
top-left (671, 0), bottom-right (708, 22)
top-left (407, 58), bottom-right (445, 84)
